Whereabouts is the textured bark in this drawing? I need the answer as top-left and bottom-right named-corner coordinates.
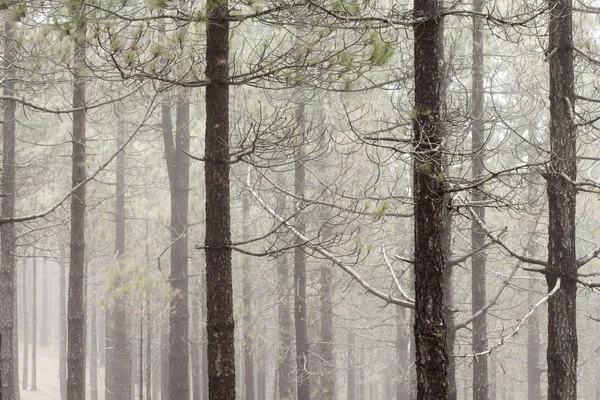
top-left (21, 258), bottom-right (28, 391)
top-left (412, 0), bottom-right (448, 398)
top-left (205, 0), bottom-right (235, 397)
top-left (0, 14), bottom-right (17, 400)
top-left (347, 331), bottom-right (356, 400)
top-left (31, 252), bottom-right (37, 392)
top-left (275, 190), bottom-right (294, 400)
top-left (242, 192), bottom-right (255, 400)
top-left (293, 103), bottom-right (310, 400)
top-left (546, 0), bottom-right (577, 398)
top-left (66, 8), bottom-right (88, 399)
top-left (471, 0), bottom-right (488, 398)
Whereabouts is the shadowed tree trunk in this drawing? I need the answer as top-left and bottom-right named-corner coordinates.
top-left (275, 189), bottom-right (294, 400)
top-left (160, 322), bottom-right (169, 400)
top-left (165, 87), bottom-right (191, 400)
top-left (205, 0), bottom-right (235, 397)
top-left (192, 281), bottom-right (201, 400)
top-left (471, 0), bottom-right (488, 398)
top-left (0, 14), bottom-right (18, 400)
top-left (66, 4), bottom-right (88, 398)
top-left (412, 0), bottom-right (448, 398)
top-left (21, 257), bottom-right (28, 391)
top-left (293, 102), bottom-right (310, 400)
top-left (90, 274), bottom-right (98, 400)
top-left (546, 0), bottom-right (577, 398)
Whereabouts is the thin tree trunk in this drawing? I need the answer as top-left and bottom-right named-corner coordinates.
top-left (294, 103), bottom-right (310, 400)
top-left (0, 13), bottom-right (18, 400)
top-left (358, 347), bottom-right (364, 400)
top-left (112, 119), bottom-right (132, 400)
top-left (145, 303), bottom-right (152, 400)
top-left (21, 257), bottom-right (28, 391)
top-left (200, 270), bottom-right (208, 400)
top-left (317, 218), bottom-right (335, 400)
top-left (205, 0), bottom-right (235, 397)
top-left (412, 0), bottom-right (448, 397)
top-left (59, 248), bottom-right (66, 399)
top-left (41, 263), bottom-right (49, 347)
top-left (31, 251), bottom-right (37, 392)
top-left (471, 0), bottom-right (488, 398)
top-left (164, 89), bottom-right (191, 400)
top-left (489, 356), bottom-right (496, 400)
top-left (191, 282), bottom-right (201, 400)
top-left (90, 290), bottom-right (98, 400)
top-left (347, 331), bottom-right (356, 400)
top-left (242, 190), bottom-right (255, 400)
top-left (256, 341), bottom-right (266, 400)
top-left (275, 188), bottom-right (294, 400)
top-left (66, 6), bottom-right (88, 398)
top-left (546, 0), bottom-right (577, 397)
top-left (160, 322), bottom-right (169, 400)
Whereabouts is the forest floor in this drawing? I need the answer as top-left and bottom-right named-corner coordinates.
top-left (19, 344), bottom-right (105, 400)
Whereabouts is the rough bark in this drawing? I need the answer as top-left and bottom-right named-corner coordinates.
top-left (21, 258), bottom-right (28, 391)
top-left (191, 282), bottom-right (201, 400)
top-left (412, 0), bottom-right (448, 397)
top-left (205, 0), bottom-right (235, 397)
top-left (293, 103), bottom-right (310, 400)
top-left (0, 14), bottom-right (17, 400)
top-left (471, 0), bottom-right (488, 398)
top-left (66, 6), bottom-right (88, 399)
top-left (546, 0), bottom-right (577, 398)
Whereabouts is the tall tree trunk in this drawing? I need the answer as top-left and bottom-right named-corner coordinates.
top-left (200, 270), bottom-right (208, 400)
top-left (191, 282), bottom-right (201, 400)
top-left (396, 307), bottom-right (411, 400)
top-left (205, 0), bottom-right (235, 397)
top-left (21, 258), bottom-right (28, 391)
top-left (166, 90), bottom-right (191, 400)
top-left (275, 190), bottom-right (294, 400)
top-left (111, 119), bottom-right (133, 400)
top-left (146, 305), bottom-right (152, 400)
top-left (41, 263), bottom-right (49, 347)
top-left (358, 347), bottom-right (365, 400)
top-left (293, 103), bottom-right (310, 400)
top-left (412, 0), bottom-right (448, 398)
top-left (160, 322), bottom-right (169, 400)
top-left (489, 356), bottom-right (496, 400)
top-left (256, 341), bottom-right (266, 400)
top-left (317, 216), bottom-right (335, 400)
top-left (546, 0), bottom-right (577, 397)
top-left (347, 331), bottom-right (356, 400)
top-left (242, 191), bottom-right (255, 400)
top-left (0, 13), bottom-right (18, 400)
top-left (90, 287), bottom-right (98, 400)
top-left (471, 0), bottom-right (488, 398)
top-left (66, 5), bottom-right (88, 398)
top-left (31, 251), bottom-right (37, 392)
top-left (59, 248), bottom-right (66, 399)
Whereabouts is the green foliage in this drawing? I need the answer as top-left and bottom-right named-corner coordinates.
top-left (12, 2), bottom-right (27, 21)
top-left (368, 31), bottom-right (394, 67)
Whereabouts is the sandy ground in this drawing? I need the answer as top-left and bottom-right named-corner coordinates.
top-left (19, 344), bottom-right (105, 400)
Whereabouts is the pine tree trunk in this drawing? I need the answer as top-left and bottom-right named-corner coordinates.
top-left (41, 263), bottom-right (49, 347)
top-left (242, 191), bottom-right (255, 400)
top-left (205, 0), bottom-right (235, 397)
top-left (293, 103), bottom-right (310, 400)
top-left (90, 292), bottom-right (98, 400)
top-left (191, 282), bottom-right (201, 400)
top-left (160, 322), bottom-right (169, 400)
top-left (59, 248), bottom-right (66, 399)
top-left (31, 251), bottom-right (37, 392)
top-left (66, 6), bottom-right (88, 398)
top-left (546, 0), bottom-right (577, 398)
top-left (412, 0), bottom-right (449, 397)
top-left (0, 14), bottom-right (18, 400)
top-left (21, 258), bottom-right (28, 391)
top-left (275, 187), bottom-right (294, 400)
top-left (347, 331), bottom-right (356, 400)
